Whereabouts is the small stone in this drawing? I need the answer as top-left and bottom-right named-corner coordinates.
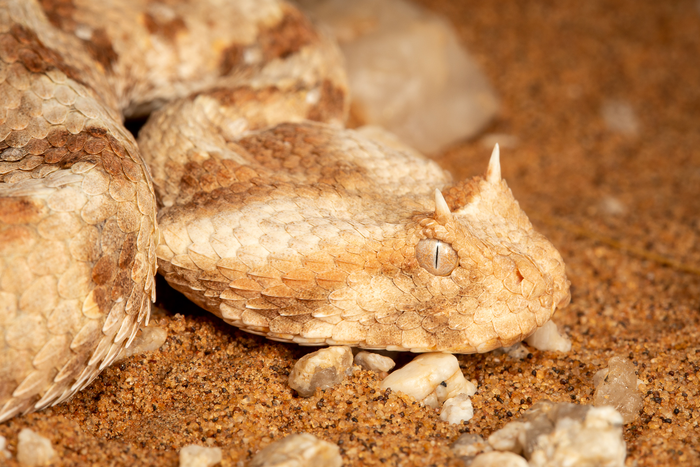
top-left (601, 99), bottom-right (639, 136)
top-left (493, 342), bottom-right (528, 360)
top-left (179, 444), bottom-right (222, 467)
top-left (505, 343), bottom-right (529, 359)
top-left (593, 356), bottom-right (644, 424)
top-left (599, 196), bottom-right (627, 216)
top-left (530, 405), bottom-right (626, 467)
top-left (16, 429), bottom-right (56, 466)
top-left (118, 324), bottom-right (168, 360)
top-left (450, 433), bottom-right (492, 462)
top-left (249, 433), bottom-right (342, 467)
top-left (487, 421), bottom-right (527, 454)
top-left (288, 346), bottom-right (353, 397)
top-left (491, 400), bottom-right (627, 467)
top-left (298, 0), bottom-right (499, 153)
top-left (354, 351), bottom-right (396, 372)
top-left (470, 451), bottom-right (529, 467)
top-left (524, 320), bottom-right (571, 352)
top-left (440, 393), bottom-right (474, 424)
top-left (380, 353), bottom-right (476, 408)
top-left (1, 435), bottom-right (11, 459)
top-left (519, 400), bottom-right (591, 459)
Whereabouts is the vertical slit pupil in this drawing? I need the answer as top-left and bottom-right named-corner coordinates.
top-left (435, 242), bottom-right (440, 269)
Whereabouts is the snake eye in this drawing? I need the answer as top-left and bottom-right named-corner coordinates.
top-left (415, 239), bottom-right (458, 276)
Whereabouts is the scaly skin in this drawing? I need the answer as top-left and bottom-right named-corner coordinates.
top-left (146, 118), bottom-right (571, 353)
top-left (0, 0), bottom-right (569, 423)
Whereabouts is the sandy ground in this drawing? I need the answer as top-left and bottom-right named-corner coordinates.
top-left (2, 0), bottom-right (700, 465)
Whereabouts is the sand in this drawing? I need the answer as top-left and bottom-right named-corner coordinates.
top-left (1, 0), bottom-right (699, 465)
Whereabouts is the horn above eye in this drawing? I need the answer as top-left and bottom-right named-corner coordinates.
top-left (415, 239), bottom-right (458, 276)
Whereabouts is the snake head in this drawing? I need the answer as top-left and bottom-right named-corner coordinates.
top-left (406, 145), bottom-right (571, 353)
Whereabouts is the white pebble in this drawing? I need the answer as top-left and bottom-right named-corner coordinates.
top-left (450, 433), bottom-right (492, 460)
top-left (440, 393), bottom-right (474, 424)
top-left (118, 324), bottom-right (168, 360)
top-left (16, 429), bottom-right (55, 466)
top-left (249, 433), bottom-right (341, 467)
top-left (525, 320), bottom-right (571, 352)
top-left (487, 421), bottom-right (527, 454)
top-left (470, 451), bottom-right (529, 467)
top-left (298, 0), bottom-right (499, 153)
top-left (179, 445), bottom-right (222, 467)
top-left (601, 99), bottom-right (639, 136)
top-left (600, 196), bottom-right (627, 216)
top-left (593, 356), bottom-right (643, 424)
top-left (354, 351), bottom-right (395, 372)
top-left (529, 406), bottom-right (626, 467)
top-left (1, 435), bottom-right (10, 459)
top-left (492, 400), bottom-right (627, 467)
top-left (493, 342), bottom-right (528, 360)
top-left (380, 353), bottom-right (476, 408)
top-left (288, 346), bottom-right (353, 397)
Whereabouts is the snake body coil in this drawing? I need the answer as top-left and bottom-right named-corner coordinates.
top-left (0, 0), bottom-right (570, 423)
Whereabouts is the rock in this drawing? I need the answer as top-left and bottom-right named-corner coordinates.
top-left (249, 433), bottom-right (342, 467)
top-left (593, 356), bottom-right (643, 423)
top-left (440, 393), bottom-right (474, 424)
top-left (16, 429), bottom-right (55, 466)
top-left (0, 435), bottom-right (10, 460)
top-left (298, 0), bottom-right (499, 153)
top-left (179, 444), bottom-right (222, 467)
top-left (487, 421), bottom-right (528, 454)
top-left (118, 324), bottom-right (168, 361)
top-left (380, 353), bottom-right (476, 409)
top-left (488, 400), bottom-right (626, 467)
top-left (524, 320), bottom-right (571, 352)
top-left (529, 405), bottom-right (626, 467)
top-left (492, 342), bottom-right (529, 360)
top-left (470, 451), bottom-right (529, 467)
top-left (601, 99), bottom-right (639, 136)
top-left (288, 346), bottom-right (353, 397)
top-left (354, 351), bottom-right (395, 372)
top-left (599, 196), bottom-right (627, 216)
top-left (450, 433), bottom-right (492, 463)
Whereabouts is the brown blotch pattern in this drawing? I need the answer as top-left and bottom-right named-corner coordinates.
top-left (205, 85), bottom-right (283, 109)
top-left (218, 43), bottom-right (244, 76)
top-left (0, 17), bottom-right (156, 420)
top-left (0, 197), bottom-right (46, 224)
top-left (443, 178), bottom-right (481, 212)
top-left (38, 0), bottom-right (118, 72)
top-left (307, 79), bottom-right (348, 124)
top-left (258, 5), bottom-right (319, 61)
top-left (2, 24), bottom-right (87, 88)
top-left (143, 12), bottom-right (187, 42)
top-left (38, 0), bottom-right (76, 31)
top-left (82, 28), bottom-right (118, 73)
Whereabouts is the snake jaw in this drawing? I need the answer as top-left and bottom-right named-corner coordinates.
top-left (398, 147), bottom-right (572, 353)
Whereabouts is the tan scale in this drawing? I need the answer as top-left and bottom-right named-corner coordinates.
top-left (0, 0), bottom-right (569, 424)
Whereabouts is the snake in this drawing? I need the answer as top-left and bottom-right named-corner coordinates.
top-left (0, 0), bottom-right (571, 423)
